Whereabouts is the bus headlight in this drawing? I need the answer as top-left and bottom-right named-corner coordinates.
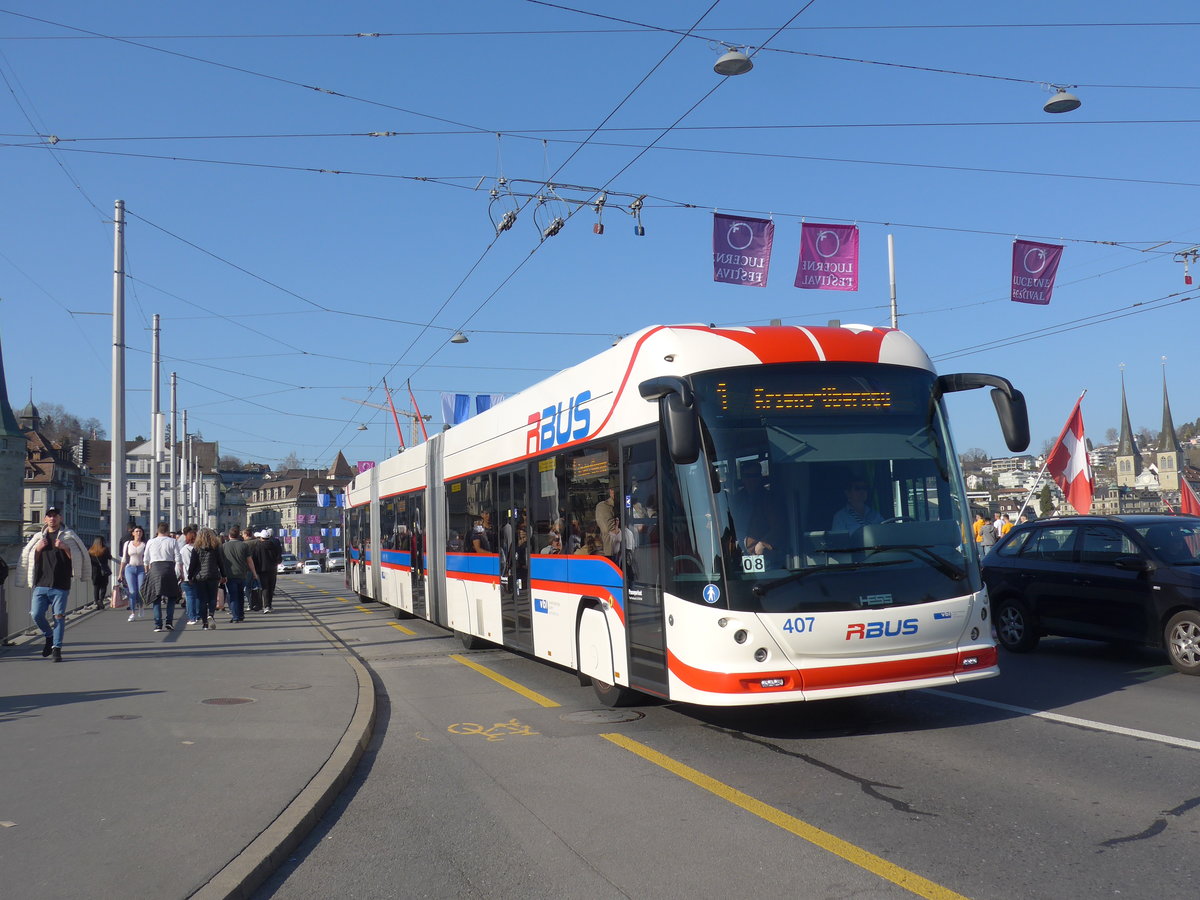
top-left (754, 647), bottom-right (769, 662)
top-left (734, 629), bottom-right (748, 644)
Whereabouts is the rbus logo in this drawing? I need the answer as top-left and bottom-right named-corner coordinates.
top-left (527, 390), bottom-right (592, 453)
top-left (845, 618), bottom-right (919, 640)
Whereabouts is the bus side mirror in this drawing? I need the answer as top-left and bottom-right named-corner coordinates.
top-left (639, 376), bottom-right (700, 465)
top-left (935, 372), bottom-right (1030, 453)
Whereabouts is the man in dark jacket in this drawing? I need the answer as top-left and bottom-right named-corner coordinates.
top-left (251, 529), bottom-right (283, 613)
top-left (218, 527), bottom-right (258, 623)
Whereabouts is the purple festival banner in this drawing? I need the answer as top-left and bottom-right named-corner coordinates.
top-left (1011, 239), bottom-right (1064, 305)
top-left (713, 213), bottom-right (774, 287)
top-left (795, 223), bottom-right (859, 291)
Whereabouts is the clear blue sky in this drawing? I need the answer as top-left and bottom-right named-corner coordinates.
top-left (2, 1), bottom-right (1198, 467)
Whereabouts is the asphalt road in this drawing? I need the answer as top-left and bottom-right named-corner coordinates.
top-left (256, 574), bottom-right (1200, 900)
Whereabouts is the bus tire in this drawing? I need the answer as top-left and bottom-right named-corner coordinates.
top-left (994, 596), bottom-right (1039, 653)
top-left (457, 630), bottom-right (486, 650)
top-left (591, 676), bottom-right (636, 708)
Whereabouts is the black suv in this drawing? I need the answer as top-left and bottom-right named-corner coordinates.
top-left (982, 515), bottom-right (1200, 675)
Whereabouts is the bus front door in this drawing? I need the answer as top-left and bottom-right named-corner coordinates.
top-left (499, 466), bottom-right (532, 652)
top-left (623, 438), bottom-right (668, 696)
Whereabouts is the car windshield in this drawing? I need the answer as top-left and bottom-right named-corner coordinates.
top-left (1136, 522), bottom-right (1200, 565)
top-left (673, 363), bottom-right (978, 614)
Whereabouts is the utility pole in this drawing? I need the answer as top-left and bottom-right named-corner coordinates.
top-left (110, 200), bottom-right (127, 557)
top-left (182, 409), bottom-right (190, 526)
top-left (149, 314), bottom-right (161, 530)
top-left (888, 233), bottom-right (899, 329)
top-left (170, 371), bottom-right (178, 531)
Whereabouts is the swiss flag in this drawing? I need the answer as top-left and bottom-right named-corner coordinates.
top-left (1181, 478), bottom-right (1200, 517)
top-left (1045, 397), bottom-right (1094, 515)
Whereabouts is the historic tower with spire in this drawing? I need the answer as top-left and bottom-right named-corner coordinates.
top-left (1115, 370), bottom-right (1143, 489)
top-left (0, 331), bottom-right (27, 564)
top-left (1156, 368), bottom-right (1184, 492)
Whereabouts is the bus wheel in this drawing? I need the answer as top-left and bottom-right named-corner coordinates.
top-left (457, 630), bottom-right (486, 650)
top-left (591, 676), bottom-right (636, 708)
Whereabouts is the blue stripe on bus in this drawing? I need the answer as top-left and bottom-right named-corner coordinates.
top-left (446, 552), bottom-right (500, 578)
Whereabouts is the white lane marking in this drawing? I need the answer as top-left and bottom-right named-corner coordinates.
top-left (926, 690), bottom-right (1200, 752)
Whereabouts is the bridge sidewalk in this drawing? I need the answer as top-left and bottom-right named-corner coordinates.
top-left (0, 580), bottom-right (373, 900)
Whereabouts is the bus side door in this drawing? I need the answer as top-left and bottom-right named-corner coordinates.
top-left (623, 436), bottom-right (668, 696)
top-left (499, 465), bottom-right (532, 652)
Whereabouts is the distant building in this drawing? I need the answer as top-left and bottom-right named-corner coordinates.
top-left (19, 401), bottom-right (103, 545)
top-left (244, 453), bottom-right (353, 559)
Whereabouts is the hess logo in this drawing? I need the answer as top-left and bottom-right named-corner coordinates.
top-left (845, 618), bottom-right (919, 640)
top-left (527, 391), bottom-right (592, 453)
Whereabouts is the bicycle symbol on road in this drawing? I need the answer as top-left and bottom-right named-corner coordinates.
top-left (448, 718), bottom-right (540, 742)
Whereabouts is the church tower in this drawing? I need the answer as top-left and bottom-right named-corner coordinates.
top-left (0, 330), bottom-right (27, 564)
top-left (1156, 366), bottom-right (1184, 492)
top-left (1115, 370), bottom-right (1143, 488)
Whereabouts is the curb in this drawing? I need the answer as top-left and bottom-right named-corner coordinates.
top-left (190, 589), bottom-right (377, 900)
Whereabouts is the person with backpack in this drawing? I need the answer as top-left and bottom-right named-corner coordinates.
top-left (187, 528), bottom-right (227, 630)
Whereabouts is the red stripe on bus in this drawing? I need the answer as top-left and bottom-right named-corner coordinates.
top-left (530, 579), bottom-right (625, 624)
top-left (667, 648), bottom-right (959, 694)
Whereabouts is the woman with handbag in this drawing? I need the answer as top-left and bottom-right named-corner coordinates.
top-left (88, 536), bottom-right (115, 611)
top-left (188, 527), bottom-right (227, 630)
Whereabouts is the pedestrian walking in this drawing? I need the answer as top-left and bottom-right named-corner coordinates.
top-left (144, 522), bottom-right (184, 633)
top-left (188, 527), bottom-right (227, 630)
top-left (119, 526), bottom-right (147, 621)
top-left (252, 528), bottom-right (283, 613)
top-left (218, 526), bottom-right (258, 623)
top-left (178, 525), bottom-right (199, 624)
top-left (88, 535), bottom-right (115, 611)
top-left (243, 529), bottom-right (263, 611)
top-left (20, 507), bottom-right (89, 662)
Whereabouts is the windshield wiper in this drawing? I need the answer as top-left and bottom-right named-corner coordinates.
top-left (752, 558), bottom-right (904, 597)
top-left (865, 544), bottom-right (965, 580)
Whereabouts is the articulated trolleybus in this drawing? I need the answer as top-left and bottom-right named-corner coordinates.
top-left (345, 324), bottom-right (1028, 707)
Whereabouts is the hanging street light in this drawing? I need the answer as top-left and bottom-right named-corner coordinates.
top-left (1043, 85), bottom-right (1081, 114)
top-left (714, 47), bottom-right (753, 77)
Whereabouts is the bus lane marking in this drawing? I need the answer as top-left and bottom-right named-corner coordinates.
top-left (354, 606), bottom-right (377, 614)
top-left (601, 733), bottom-right (970, 900)
top-left (925, 690), bottom-right (1200, 752)
top-left (450, 653), bottom-right (561, 708)
top-left (389, 622), bottom-right (416, 635)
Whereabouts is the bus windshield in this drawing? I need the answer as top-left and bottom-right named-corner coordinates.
top-left (675, 362), bottom-right (978, 614)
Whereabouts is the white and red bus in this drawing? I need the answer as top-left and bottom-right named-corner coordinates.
top-left (345, 323), bottom-right (1027, 706)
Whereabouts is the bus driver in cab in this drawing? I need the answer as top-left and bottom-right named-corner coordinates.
top-left (831, 475), bottom-right (884, 532)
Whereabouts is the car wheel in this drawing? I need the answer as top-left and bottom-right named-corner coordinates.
top-left (994, 597), bottom-right (1040, 652)
top-left (1164, 610), bottom-right (1200, 675)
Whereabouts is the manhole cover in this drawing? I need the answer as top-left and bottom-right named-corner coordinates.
top-left (559, 709), bottom-right (645, 725)
top-left (107, 714), bottom-right (141, 720)
top-left (251, 683), bottom-right (311, 691)
top-left (201, 697), bottom-right (255, 705)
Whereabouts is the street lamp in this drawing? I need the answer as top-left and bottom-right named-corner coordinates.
top-left (714, 47), bottom-right (753, 76)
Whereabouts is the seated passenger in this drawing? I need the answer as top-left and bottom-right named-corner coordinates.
top-left (831, 477), bottom-right (884, 532)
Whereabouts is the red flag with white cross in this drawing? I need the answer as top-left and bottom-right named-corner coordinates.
top-left (1045, 396), bottom-right (1093, 515)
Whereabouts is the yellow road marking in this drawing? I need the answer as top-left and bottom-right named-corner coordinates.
top-left (450, 653), bottom-right (561, 708)
top-left (354, 606), bottom-right (376, 614)
top-left (389, 622), bottom-right (416, 635)
top-left (601, 733), bottom-right (969, 900)
top-left (335, 597), bottom-right (350, 602)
